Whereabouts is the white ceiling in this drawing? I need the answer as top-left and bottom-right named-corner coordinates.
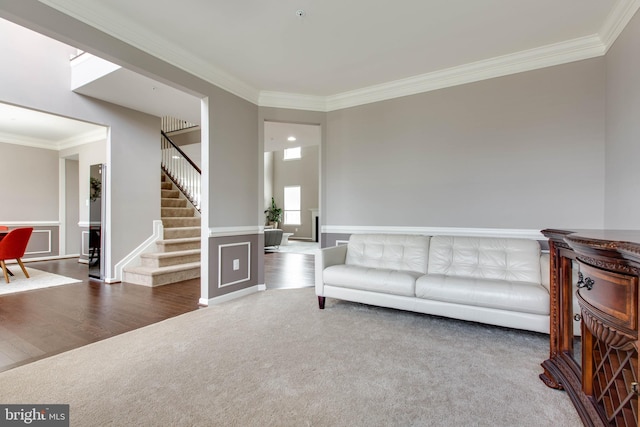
top-left (37, 0), bottom-right (638, 111)
top-left (2, 1), bottom-right (638, 149)
top-left (0, 102), bottom-right (106, 150)
top-left (72, 58), bottom-right (201, 125)
top-left (264, 121), bottom-right (321, 153)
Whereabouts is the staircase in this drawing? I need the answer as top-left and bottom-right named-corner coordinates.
top-left (122, 173), bottom-right (201, 286)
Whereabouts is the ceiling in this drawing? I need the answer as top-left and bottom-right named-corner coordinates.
top-left (0, 102), bottom-right (106, 150)
top-left (264, 122), bottom-right (321, 153)
top-left (1, 1), bottom-right (638, 149)
top-left (36, 0), bottom-right (638, 111)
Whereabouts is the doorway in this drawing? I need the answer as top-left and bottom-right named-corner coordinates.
top-left (263, 121), bottom-right (321, 245)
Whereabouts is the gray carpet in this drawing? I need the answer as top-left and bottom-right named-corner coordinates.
top-left (0, 288), bottom-right (581, 426)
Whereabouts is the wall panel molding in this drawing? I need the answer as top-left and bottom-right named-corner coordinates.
top-left (218, 241), bottom-right (251, 288)
top-left (25, 229), bottom-right (52, 255)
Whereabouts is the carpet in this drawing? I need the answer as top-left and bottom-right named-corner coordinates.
top-left (0, 267), bottom-right (81, 296)
top-left (0, 288), bottom-right (581, 426)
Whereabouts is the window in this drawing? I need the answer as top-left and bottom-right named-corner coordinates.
top-left (284, 146), bottom-right (301, 160)
top-left (284, 186), bottom-right (301, 225)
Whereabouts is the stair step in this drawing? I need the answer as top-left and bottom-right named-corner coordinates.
top-left (161, 207), bottom-right (194, 218)
top-left (162, 217), bottom-right (201, 228)
top-left (164, 226), bottom-right (200, 239)
top-left (141, 249), bottom-right (201, 267)
top-left (161, 198), bottom-right (187, 208)
top-left (123, 262), bottom-right (201, 287)
top-left (162, 189), bottom-right (180, 199)
top-left (161, 182), bottom-right (173, 190)
top-left (157, 237), bottom-right (200, 252)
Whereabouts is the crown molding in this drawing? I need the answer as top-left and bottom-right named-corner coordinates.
top-left (325, 35), bottom-right (605, 111)
top-left (261, 2), bottom-right (637, 111)
top-left (0, 131), bottom-right (59, 151)
top-left (260, 35), bottom-right (605, 112)
top-left (39, 0), bottom-right (261, 104)
top-left (258, 91), bottom-right (327, 112)
top-left (0, 127), bottom-right (105, 151)
top-left (599, 0), bottom-right (640, 51)
top-left (39, 0), bottom-right (639, 113)
top-left (57, 128), bottom-right (107, 150)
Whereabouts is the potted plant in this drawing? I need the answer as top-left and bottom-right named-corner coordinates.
top-left (264, 197), bottom-right (283, 228)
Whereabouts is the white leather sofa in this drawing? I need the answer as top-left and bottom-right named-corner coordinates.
top-left (316, 234), bottom-right (553, 333)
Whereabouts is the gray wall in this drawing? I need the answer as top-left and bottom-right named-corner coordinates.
top-left (605, 9), bottom-right (640, 229)
top-left (272, 145), bottom-right (319, 239)
top-left (0, 143), bottom-right (59, 221)
top-left (0, 16), bottom-right (159, 279)
top-left (1, 1), bottom-right (261, 299)
top-left (5, 1), bottom-right (640, 298)
top-left (0, 142), bottom-right (62, 259)
top-left (206, 88), bottom-right (259, 299)
top-left (324, 58), bottom-right (606, 231)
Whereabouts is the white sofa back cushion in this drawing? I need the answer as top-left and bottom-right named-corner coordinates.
top-left (345, 234), bottom-right (430, 274)
top-left (427, 236), bottom-right (542, 283)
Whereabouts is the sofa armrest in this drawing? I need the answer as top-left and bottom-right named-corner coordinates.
top-left (315, 244), bottom-right (348, 296)
top-left (540, 253), bottom-right (550, 293)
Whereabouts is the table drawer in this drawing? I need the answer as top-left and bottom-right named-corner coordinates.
top-left (577, 262), bottom-right (637, 330)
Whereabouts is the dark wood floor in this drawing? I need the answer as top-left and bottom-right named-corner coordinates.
top-left (0, 252), bottom-right (314, 372)
top-left (264, 251), bottom-right (315, 289)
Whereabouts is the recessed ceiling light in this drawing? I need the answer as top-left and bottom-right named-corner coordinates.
top-left (287, 136), bottom-right (297, 142)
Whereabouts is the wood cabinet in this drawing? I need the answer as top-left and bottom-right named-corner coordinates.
top-left (541, 229), bottom-right (640, 426)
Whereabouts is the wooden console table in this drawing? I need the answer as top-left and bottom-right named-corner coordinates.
top-left (541, 229), bottom-right (640, 426)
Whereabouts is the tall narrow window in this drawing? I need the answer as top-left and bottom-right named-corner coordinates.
top-left (284, 146), bottom-right (301, 160)
top-left (284, 185), bottom-right (301, 225)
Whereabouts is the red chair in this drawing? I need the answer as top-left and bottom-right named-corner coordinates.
top-left (0, 227), bottom-right (33, 283)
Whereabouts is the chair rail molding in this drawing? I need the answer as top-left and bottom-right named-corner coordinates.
top-left (209, 226), bottom-right (261, 238)
top-left (0, 221), bottom-right (60, 226)
top-left (322, 225), bottom-right (544, 241)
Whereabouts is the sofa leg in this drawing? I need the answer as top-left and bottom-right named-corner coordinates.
top-left (318, 296), bottom-right (325, 309)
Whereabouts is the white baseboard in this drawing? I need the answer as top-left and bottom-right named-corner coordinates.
top-left (113, 220), bottom-right (164, 282)
top-left (201, 284), bottom-right (265, 307)
top-left (21, 254), bottom-right (80, 263)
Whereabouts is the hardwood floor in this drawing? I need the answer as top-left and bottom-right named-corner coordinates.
top-left (264, 251), bottom-right (315, 289)
top-left (0, 252), bottom-right (314, 372)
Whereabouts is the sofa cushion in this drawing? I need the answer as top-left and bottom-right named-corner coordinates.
top-left (345, 234), bottom-right (430, 274)
top-left (323, 264), bottom-right (421, 297)
top-left (427, 236), bottom-right (542, 283)
top-left (415, 274), bottom-right (549, 315)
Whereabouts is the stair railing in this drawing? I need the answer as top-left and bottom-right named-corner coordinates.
top-left (161, 116), bottom-right (198, 133)
top-left (161, 131), bottom-right (201, 212)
